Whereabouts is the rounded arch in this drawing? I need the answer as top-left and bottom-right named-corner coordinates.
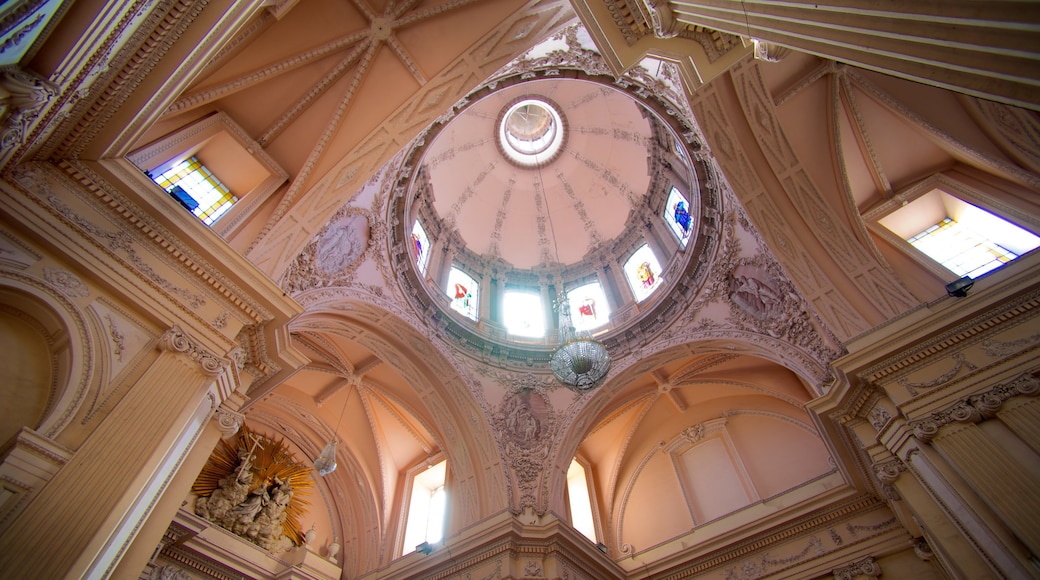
top-left (546, 338), bottom-right (832, 551)
top-left (0, 271), bottom-right (96, 441)
top-left (284, 291), bottom-right (509, 554)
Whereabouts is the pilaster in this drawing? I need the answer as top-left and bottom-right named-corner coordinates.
top-left (0, 326), bottom-right (230, 578)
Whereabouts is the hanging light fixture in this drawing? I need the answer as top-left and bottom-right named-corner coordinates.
top-left (550, 294), bottom-right (610, 389)
top-left (535, 153), bottom-right (611, 390)
top-left (314, 380), bottom-right (354, 476)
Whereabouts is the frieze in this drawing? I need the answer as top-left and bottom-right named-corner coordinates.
top-left (42, 267), bottom-right (89, 298)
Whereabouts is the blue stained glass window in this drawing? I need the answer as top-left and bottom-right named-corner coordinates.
top-left (664, 186), bottom-right (692, 246)
top-left (412, 220), bottom-right (431, 275)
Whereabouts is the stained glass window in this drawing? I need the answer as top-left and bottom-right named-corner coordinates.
top-left (411, 220), bottom-right (431, 274)
top-left (624, 244), bottom-right (662, 301)
top-left (503, 290), bottom-right (544, 338)
top-left (567, 282), bottom-right (609, 332)
top-left (446, 267), bottom-right (478, 320)
top-left (152, 157), bottom-right (236, 225)
top-left (908, 211), bottom-right (1039, 278)
top-left (664, 186), bottom-right (692, 246)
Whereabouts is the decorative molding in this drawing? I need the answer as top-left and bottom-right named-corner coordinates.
top-left (0, 65), bottom-right (58, 151)
top-left (909, 372), bottom-right (1040, 441)
top-left (872, 458), bottom-right (905, 485)
top-left (898, 352), bottom-right (977, 395)
top-left (42, 267), bottom-right (89, 298)
top-left (860, 288), bottom-right (1040, 387)
top-left (212, 407), bottom-right (244, 439)
top-left (832, 556), bottom-right (881, 580)
top-left (158, 325), bottom-right (227, 377)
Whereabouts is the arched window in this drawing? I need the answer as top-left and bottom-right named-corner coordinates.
top-left (623, 244), bottom-right (663, 302)
top-left (446, 268), bottom-right (479, 321)
top-left (411, 220), bottom-right (431, 275)
top-left (664, 186), bottom-right (692, 246)
top-left (401, 459), bottom-right (447, 555)
top-left (566, 459), bottom-right (597, 542)
top-left (567, 282), bottom-right (609, 332)
top-left (503, 289), bottom-right (545, 338)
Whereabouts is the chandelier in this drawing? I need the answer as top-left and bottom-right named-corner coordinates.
top-left (313, 380), bottom-right (355, 476)
top-left (550, 295), bottom-right (610, 390)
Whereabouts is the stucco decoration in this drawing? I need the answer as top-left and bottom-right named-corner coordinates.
top-left (832, 556), bottom-right (881, 580)
top-left (728, 264), bottom-right (783, 322)
top-left (193, 427), bottom-right (314, 552)
top-left (494, 386), bottom-right (557, 513)
top-left (282, 208), bottom-right (374, 293)
top-left (42, 267), bottom-right (88, 298)
top-left (0, 65), bottom-right (58, 150)
top-left (316, 213), bottom-right (369, 275)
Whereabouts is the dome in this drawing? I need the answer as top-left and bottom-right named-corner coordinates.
top-left (423, 78), bottom-right (652, 269)
top-left (390, 70), bottom-right (717, 368)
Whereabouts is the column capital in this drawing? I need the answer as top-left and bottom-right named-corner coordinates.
top-left (832, 556), bottom-right (881, 580)
top-left (158, 325), bottom-right (227, 376)
top-left (909, 372), bottom-right (1040, 441)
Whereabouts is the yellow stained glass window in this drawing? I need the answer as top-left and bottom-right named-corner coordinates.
top-left (153, 157), bottom-right (237, 225)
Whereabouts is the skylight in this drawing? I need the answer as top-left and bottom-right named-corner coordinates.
top-left (152, 156), bottom-right (236, 225)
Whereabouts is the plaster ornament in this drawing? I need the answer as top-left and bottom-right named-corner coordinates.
top-left (316, 214), bottom-right (369, 274)
top-left (192, 427), bottom-right (314, 552)
top-left (43, 267), bottom-right (89, 298)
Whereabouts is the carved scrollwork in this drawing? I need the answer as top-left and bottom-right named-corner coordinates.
top-left (832, 556), bottom-right (881, 580)
top-left (909, 372), bottom-right (1039, 441)
top-left (0, 65), bottom-right (59, 150)
top-left (158, 326), bottom-right (227, 376)
top-left (213, 407), bottom-right (245, 439)
top-left (872, 458), bottom-right (905, 485)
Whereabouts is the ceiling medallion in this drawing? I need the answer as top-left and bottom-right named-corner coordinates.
top-left (496, 96), bottom-right (567, 168)
top-left (550, 295), bottom-right (610, 390)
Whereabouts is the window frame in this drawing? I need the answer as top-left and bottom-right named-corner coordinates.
top-left (399, 458), bottom-right (448, 556)
top-left (865, 173), bottom-right (1040, 281)
top-left (565, 456), bottom-right (601, 544)
top-left (127, 112), bottom-right (287, 236)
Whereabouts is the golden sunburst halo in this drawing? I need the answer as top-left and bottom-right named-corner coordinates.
top-left (193, 426), bottom-right (314, 546)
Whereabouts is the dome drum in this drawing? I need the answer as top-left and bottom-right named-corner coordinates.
top-left (389, 68), bottom-right (721, 371)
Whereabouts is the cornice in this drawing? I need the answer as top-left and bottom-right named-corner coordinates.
top-left (649, 495), bottom-right (890, 579)
top-left (54, 159), bottom-right (278, 325)
top-left (856, 282), bottom-right (1040, 388)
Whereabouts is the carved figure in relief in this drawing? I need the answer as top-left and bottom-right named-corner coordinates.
top-left (195, 449), bottom-right (253, 521)
top-left (317, 215), bottom-right (368, 274)
top-left (732, 275), bottom-right (780, 314)
top-left (230, 485), bottom-right (269, 534)
top-left (192, 428), bottom-right (314, 552)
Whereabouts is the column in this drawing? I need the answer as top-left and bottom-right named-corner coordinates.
top-left (0, 327), bottom-right (228, 578)
top-left (997, 397), bottom-right (1040, 455)
top-left (930, 421), bottom-right (1040, 555)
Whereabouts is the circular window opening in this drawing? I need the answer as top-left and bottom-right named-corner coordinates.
top-left (497, 98), bottom-right (566, 168)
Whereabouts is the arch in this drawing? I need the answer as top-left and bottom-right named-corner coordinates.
top-left (547, 339), bottom-right (831, 548)
top-left (0, 271), bottom-right (96, 440)
top-left (284, 292), bottom-right (509, 552)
